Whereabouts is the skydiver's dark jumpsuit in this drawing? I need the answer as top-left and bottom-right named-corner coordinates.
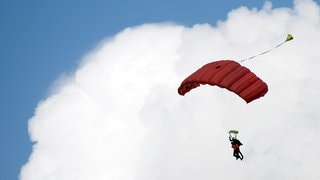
top-left (229, 136), bottom-right (243, 160)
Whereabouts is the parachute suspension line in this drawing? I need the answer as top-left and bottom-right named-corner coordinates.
top-left (230, 99), bottom-right (246, 133)
top-left (217, 88), bottom-right (242, 130)
top-left (239, 34), bottom-right (293, 63)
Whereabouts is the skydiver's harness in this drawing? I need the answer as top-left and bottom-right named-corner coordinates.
top-left (231, 143), bottom-right (240, 150)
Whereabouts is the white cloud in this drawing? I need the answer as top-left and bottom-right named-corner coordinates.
top-left (21, 0), bottom-right (320, 179)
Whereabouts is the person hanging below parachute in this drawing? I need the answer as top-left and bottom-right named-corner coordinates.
top-left (177, 34), bottom-right (293, 160)
top-left (229, 130), bottom-right (243, 160)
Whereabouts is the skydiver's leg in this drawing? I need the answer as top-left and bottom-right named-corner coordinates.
top-left (233, 150), bottom-right (237, 157)
top-left (238, 151), bottom-right (243, 160)
top-left (233, 150), bottom-right (240, 160)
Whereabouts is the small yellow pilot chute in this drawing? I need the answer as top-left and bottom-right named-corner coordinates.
top-left (286, 34), bottom-right (293, 41)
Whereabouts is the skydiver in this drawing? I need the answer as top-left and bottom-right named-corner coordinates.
top-left (229, 134), bottom-right (243, 160)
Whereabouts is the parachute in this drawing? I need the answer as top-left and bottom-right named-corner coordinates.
top-left (177, 34), bottom-right (294, 103)
top-left (178, 60), bottom-right (268, 103)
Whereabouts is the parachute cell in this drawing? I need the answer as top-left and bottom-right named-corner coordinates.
top-left (178, 60), bottom-right (268, 103)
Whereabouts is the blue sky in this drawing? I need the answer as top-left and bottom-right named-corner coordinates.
top-left (0, 0), bottom-right (304, 179)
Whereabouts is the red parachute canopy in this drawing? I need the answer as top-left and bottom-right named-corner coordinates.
top-left (178, 60), bottom-right (268, 103)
